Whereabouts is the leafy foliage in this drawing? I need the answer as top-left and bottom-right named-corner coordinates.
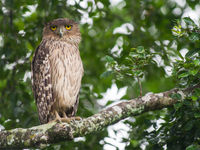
top-left (102, 46), bottom-right (154, 96)
top-left (0, 0), bottom-right (200, 149)
top-left (102, 46), bottom-right (154, 80)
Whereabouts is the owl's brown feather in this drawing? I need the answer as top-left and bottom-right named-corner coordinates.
top-left (31, 18), bottom-right (83, 124)
top-left (32, 40), bottom-right (55, 124)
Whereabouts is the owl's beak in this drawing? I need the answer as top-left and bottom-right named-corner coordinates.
top-left (59, 28), bottom-right (64, 37)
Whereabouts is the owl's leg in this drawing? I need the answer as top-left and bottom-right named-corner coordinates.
top-left (59, 111), bottom-right (71, 123)
top-left (70, 116), bottom-right (82, 121)
top-left (61, 112), bottom-right (81, 123)
top-left (53, 110), bottom-right (62, 123)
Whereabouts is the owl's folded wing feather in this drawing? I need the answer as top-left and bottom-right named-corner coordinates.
top-left (31, 42), bottom-right (54, 124)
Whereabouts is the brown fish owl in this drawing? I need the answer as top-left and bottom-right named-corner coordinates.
top-left (31, 18), bottom-right (84, 124)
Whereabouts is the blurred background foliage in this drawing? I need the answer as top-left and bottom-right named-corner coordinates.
top-left (0, 0), bottom-right (200, 149)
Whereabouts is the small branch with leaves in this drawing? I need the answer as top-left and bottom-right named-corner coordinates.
top-left (101, 46), bottom-right (154, 96)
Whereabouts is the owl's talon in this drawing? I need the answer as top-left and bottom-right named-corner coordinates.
top-left (56, 119), bottom-right (61, 123)
top-left (69, 116), bottom-right (82, 122)
top-left (73, 116), bottom-right (82, 121)
top-left (61, 118), bottom-right (71, 123)
top-left (48, 118), bottom-right (61, 124)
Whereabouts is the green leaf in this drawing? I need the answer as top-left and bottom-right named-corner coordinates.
top-left (191, 95), bottom-right (198, 101)
top-left (183, 120), bottom-right (194, 131)
top-left (186, 144), bottom-right (200, 150)
top-left (189, 69), bottom-right (198, 76)
top-left (194, 59), bottom-right (200, 66)
top-left (170, 93), bottom-right (182, 100)
top-left (136, 46), bottom-right (145, 53)
top-left (174, 103), bottom-right (183, 111)
top-left (189, 33), bottom-right (200, 41)
top-left (100, 71), bottom-right (113, 78)
top-left (194, 113), bottom-right (200, 118)
top-left (104, 55), bottom-right (115, 63)
top-left (185, 48), bottom-right (200, 58)
top-left (183, 17), bottom-right (197, 26)
top-left (106, 100), bottom-right (114, 106)
top-left (130, 139), bottom-right (139, 147)
top-left (129, 52), bottom-right (137, 58)
top-left (178, 72), bottom-right (189, 78)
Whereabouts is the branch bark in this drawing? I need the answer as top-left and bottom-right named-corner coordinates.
top-left (0, 88), bottom-right (186, 149)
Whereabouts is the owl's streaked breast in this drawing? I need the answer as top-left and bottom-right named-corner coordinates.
top-left (48, 41), bottom-right (83, 111)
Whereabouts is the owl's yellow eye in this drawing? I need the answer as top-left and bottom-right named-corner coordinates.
top-left (51, 26), bottom-right (57, 31)
top-left (65, 25), bottom-right (72, 30)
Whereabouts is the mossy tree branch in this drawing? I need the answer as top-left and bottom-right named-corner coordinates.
top-left (0, 88), bottom-right (186, 149)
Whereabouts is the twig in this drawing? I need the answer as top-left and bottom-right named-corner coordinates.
top-left (137, 76), bottom-right (142, 96)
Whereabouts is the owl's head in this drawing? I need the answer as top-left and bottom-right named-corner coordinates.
top-left (43, 18), bottom-right (81, 44)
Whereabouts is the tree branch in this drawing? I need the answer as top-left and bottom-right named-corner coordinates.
top-left (0, 88), bottom-right (186, 149)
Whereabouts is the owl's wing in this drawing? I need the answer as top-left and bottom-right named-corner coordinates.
top-left (72, 94), bottom-right (80, 116)
top-left (65, 92), bottom-right (80, 117)
top-left (31, 42), bottom-right (54, 124)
